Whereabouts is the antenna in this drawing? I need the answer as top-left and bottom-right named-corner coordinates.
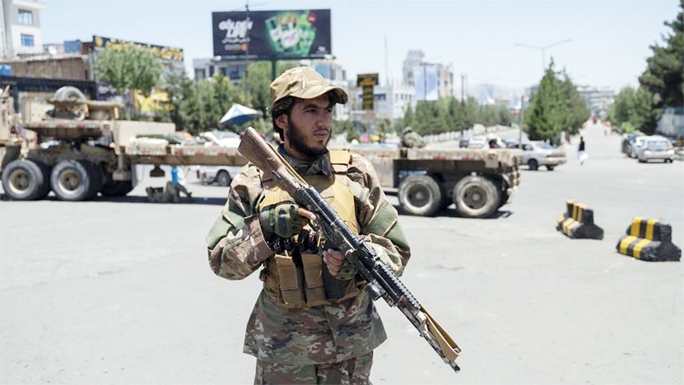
top-left (384, 36), bottom-right (389, 86)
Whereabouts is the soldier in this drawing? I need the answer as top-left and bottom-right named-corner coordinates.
top-left (400, 126), bottom-right (425, 148)
top-left (206, 66), bottom-right (411, 384)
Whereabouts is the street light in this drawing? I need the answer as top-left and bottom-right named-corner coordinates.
top-left (515, 39), bottom-right (572, 71)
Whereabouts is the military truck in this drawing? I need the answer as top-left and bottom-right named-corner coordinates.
top-left (0, 86), bottom-right (246, 202)
top-left (345, 145), bottom-right (521, 218)
top-left (2, 86), bottom-right (520, 218)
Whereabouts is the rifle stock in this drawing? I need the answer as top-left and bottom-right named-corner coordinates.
top-left (238, 127), bottom-right (462, 373)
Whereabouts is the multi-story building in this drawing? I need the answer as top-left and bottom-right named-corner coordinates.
top-left (1, 0), bottom-right (44, 59)
top-left (401, 49), bottom-right (453, 100)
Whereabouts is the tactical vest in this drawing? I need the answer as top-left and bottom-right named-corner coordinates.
top-left (257, 150), bottom-right (363, 308)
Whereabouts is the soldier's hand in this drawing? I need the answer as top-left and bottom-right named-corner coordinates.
top-left (322, 248), bottom-right (345, 276)
top-left (259, 202), bottom-right (317, 239)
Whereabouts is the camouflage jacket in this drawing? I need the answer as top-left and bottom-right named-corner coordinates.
top-left (206, 147), bottom-right (411, 365)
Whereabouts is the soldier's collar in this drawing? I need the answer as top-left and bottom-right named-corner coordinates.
top-left (278, 145), bottom-right (333, 178)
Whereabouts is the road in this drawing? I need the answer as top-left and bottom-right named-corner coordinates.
top-left (1, 122), bottom-right (682, 384)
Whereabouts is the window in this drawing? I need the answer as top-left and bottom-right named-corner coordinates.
top-left (21, 34), bottom-right (34, 47)
top-left (18, 10), bottom-right (33, 25)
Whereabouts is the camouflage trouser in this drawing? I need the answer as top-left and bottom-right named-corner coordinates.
top-left (254, 352), bottom-right (373, 385)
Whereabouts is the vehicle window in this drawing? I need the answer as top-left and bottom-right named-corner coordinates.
top-left (523, 144), bottom-right (532, 151)
top-left (536, 142), bottom-right (554, 150)
top-left (647, 141), bottom-right (670, 150)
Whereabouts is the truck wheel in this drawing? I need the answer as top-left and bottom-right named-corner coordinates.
top-left (1, 159), bottom-right (51, 200)
top-left (398, 174), bottom-right (442, 216)
top-left (453, 175), bottom-right (498, 218)
top-left (50, 160), bottom-right (96, 201)
top-left (527, 159), bottom-right (539, 170)
top-left (217, 170), bottom-right (232, 187)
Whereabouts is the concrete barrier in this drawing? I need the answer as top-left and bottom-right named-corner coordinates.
top-left (616, 218), bottom-right (681, 262)
top-left (556, 199), bottom-right (604, 239)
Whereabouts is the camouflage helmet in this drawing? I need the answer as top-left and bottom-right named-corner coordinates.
top-left (269, 67), bottom-right (348, 105)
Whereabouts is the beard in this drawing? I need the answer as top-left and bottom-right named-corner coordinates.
top-left (285, 120), bottom-right (331, 158)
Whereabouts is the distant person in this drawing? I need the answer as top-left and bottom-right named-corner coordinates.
top-left (401, 126), bottom-right (425, 148)
top-left (488, 139), bottom-right (500, 149)
top-left (171, 166), bottom-right (192, 199)
top-left (578, 136), bottom-right (587, 165)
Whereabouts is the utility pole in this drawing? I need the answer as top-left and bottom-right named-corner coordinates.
top-left (243, 1), bottom-right (251, 106)
top-left (460, 74), bottom-right (465, 104)
top-left (518, 95), bottom-right (525, 149)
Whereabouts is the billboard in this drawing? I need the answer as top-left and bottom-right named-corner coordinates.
top-left (212, 10), bottom-right (332, 59)
top-left (92, 36), bottom-right (185, 76)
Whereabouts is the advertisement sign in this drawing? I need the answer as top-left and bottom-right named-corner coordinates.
top-left (357, 73), bottom-right (379, 111)
top-left (93, 36), bottom-right (184, 62)
top-left (212, 10), bottom-right (332, 59)
top-left (414, 65), bottom-right (438, 101)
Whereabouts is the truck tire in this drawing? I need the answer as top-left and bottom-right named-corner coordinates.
top-left (217, 170), bottom-right (232, 187)
top-left (1, 159), bottom-right (51, 200)
top-left (453, 175), bottom-right (499, 218)
top-left (398, 174), bottom-right (442, 216)
top-left (528, 159), bottom-right (539, 171)
top-left (50, 160), bottom-right (97, 201)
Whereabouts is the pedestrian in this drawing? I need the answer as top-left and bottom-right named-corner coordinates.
top-left (205, 66), bottom-right (411, 385)
top-left (578, 136), bottom-right (588, 165)
top-left (170, 166), bottom-right (192, 199)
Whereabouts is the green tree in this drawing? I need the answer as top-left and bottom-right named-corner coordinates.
top-left (524, 61), bottom-right (567, 141)
top-left (95, 44), bottom-right (164, 118)
top-left (608, 86), bottom-right (659, 134)
top-left (559, 72), bottom-right (590, 135)
top-left (639, 3), bottom-right (684, 108)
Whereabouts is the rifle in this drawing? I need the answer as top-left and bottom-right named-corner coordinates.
top-left (238, 127), bottom-right (462, 373)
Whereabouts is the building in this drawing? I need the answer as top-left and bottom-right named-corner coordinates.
top-left (347, 83), bottom-right (415, 123)
top-left (401, 49), bottom-right (453, 100)
top-left (577, 85), bottom-right (615, 117)
top-left (1, 0), bottom-right (44, 60)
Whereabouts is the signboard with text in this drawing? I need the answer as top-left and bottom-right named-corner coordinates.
top-left (357, 73), bottom-right (378, 111)
top-left (212, 9), bottom-right (332, 59)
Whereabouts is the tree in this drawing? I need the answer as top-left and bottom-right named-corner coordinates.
top-left (608, 86), bottom-right (659, 134)
top-left (95, 44), bottom-right (164, 118)
top-left (524, 61), bottom-right (568, 141)
top-left (639, 3), bottom-right (684, 108)
top-left (558, 72), bottom-right (590, 135)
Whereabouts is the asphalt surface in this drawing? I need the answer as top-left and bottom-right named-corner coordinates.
top-left (1, 122), bottom-right (682, 384)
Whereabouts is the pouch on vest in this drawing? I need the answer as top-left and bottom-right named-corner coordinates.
top-left (301, 253), bottom-right (328, 307)
top-left (275, 255), bottom-right (305, 307)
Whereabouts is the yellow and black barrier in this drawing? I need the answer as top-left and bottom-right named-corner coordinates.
top-left (616, 218), bottom-right (681, 262)
top-left (556, 199), bottom-right (604, 239)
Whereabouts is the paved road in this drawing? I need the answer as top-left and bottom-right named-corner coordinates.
top-left (1, 122), bottom-right (682, 384)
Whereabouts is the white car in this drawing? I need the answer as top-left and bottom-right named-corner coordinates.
top-left (197, 130), bottom-right (242, 186)
top-left (628, 136), bottom-right (650, 158)
top-left (636, 137), bottom-right (676, 163)
top-left (519, 141), bottom-right (567, 171)
top-left (198, 165), bottom-right (242, 186)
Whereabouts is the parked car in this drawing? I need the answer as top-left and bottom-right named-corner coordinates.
top-left (198, 165), bottom-right (243, 186)
top-left (459, 136), bottom-right (470, 148)
top-left (519, 141), bottom-right (567, 171)
top-left (621, 132), bottom-right (645, 157)
top-left (628, 136), bottom-right (652, 158)
top-left (467, 136), bottom-right (487, 149)
top-left (636, 136), bottom-right (676, 163)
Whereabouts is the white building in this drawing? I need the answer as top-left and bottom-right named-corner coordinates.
top-left (348, 83), bottom-right (415, 122)
top-left (1, 0), bottom-right (44, 59)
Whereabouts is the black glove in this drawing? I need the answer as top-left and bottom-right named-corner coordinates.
top-left (259, 202), bottom-right (308, 239)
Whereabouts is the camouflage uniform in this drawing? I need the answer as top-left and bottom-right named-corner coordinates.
top-left (206, 147), bottom-right (410, 384)
top-left (401, 127), bottom-right (425, 148)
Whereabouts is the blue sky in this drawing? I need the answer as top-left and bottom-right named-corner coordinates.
top-left (41, 0), bottom-right (678, 94)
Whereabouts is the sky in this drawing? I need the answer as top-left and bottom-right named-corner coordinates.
top-left (40, 0), bottom-right (679, 96)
